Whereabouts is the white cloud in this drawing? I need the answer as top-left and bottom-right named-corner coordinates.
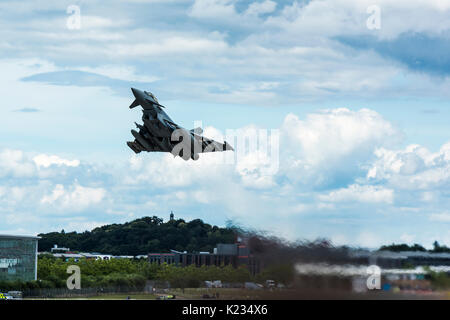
top-left (33, 154), bottom-right (80, 169)
top-left (245, 0), bottom-right (277, 16)
top-left (111, 36), bottom-right (228, 57)
top-left (189, 0), bottom-right (236, 20)
top-left (41, 184), bottom-right (66, 204)
top-left (236, 151), bottom-right (277, 189)
top-left (77, 65), bottom-right (159, 83)
top-left (286, 108), bottom-right (397, 158)
top-left (124, 153), bottom-right (230, 187)
top-left (81, 15), bottom-right (130, 29)
top-left (280, 108), bottom-right (400, 186)
top-left (265, 0), bottom-right (450, 40)
top-left (64, 220), bottom-right (107, 232)
top-left (421, 191), bottom-right (435, 202)
top-left (430, 212), bottom-right (450, 223)
top-left (0, 0), bottom-right (450, 107)
top-left (318, 184), bottom-right (394, 204)
top-left (400, 233), bottom-right (415, 244)
top-left (0, 149), bottom-right (35, 178)
top-left (1, 1), bottom-right (449, 105)
top-left (367, 142), bottom-right (450, 189)
top-left (41, 184), bottom-right (106, 211)
top-left (0, 186), bottom-right (29, 206)
top-left (356, 231), bottom-right (382, 248)
top-left (0, 102), bottom-right (446, 246)
top-left (233, 126), bottom-right (279, 189)
top-left (0, 1), bottom-right (447, 246)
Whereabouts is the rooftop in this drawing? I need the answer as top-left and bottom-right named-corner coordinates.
top-left (0, 234), bottom-right (41, 240)
top-left (350, 250), bottom-right (450, 259)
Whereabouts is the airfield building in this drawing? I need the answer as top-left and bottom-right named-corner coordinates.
top-left (350, 250), bottom-right (450, 268)
top-left (0, 234), bottom-right (40, 282)
top-left (148, 243), bottom-right (260, 275)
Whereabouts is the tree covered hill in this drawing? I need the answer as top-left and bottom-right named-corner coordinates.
top-left (379, 241), bottom-right (450, 253)
top-left (38, 216), bottom-right (236, 256)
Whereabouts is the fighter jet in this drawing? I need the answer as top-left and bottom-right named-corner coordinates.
top-left (126, 88), bottom-right (234, 160)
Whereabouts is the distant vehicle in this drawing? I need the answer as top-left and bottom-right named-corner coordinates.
top-left (0, 291), bottom-right (23, 300)
top-left (156, 294), bottom-right (176, 300)
top-left (127, 88), bottom-right (234, 161)
top-left (266, 280), bottom-right (275, 289)
top-left (7, 291), bottom-right (23, 300)
top-left (0, 293), bottom-right (14, 300)
top-left (244, 282), bottom-right (263, 290)
top-left (205, 280), bottom-right (222, 288)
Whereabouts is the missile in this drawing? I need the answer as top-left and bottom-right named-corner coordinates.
top-left (127, 141), bottom-right (143, 153)
top-left (131, 129), bottom-right (153, 151)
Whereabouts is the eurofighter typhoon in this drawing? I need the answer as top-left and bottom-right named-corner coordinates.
top-left (127, 88), bottom-right (234, 160)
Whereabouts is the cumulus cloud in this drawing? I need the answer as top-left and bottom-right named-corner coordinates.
top-left (41, 184), bottom-right (106, 211)
top-left (283, 108), bottom-right (398, 163)
top-left (0, 1), bottom-right (447, 248)
top-left (125, 153), bottom-right (230, 187)
top-left (1, 0), bottom-right (448, 105)
top-left (0, 149), bottom-right (35, 178)
top-left (0, 106), bottom-right (447, 246)
top-left (264, 0), bottom-right (450, 40)
top-left (245, 0), bottom-right (277, 16)
top-left (318, 184), bottom-right (394, 204)
top-left (0, 185), bottom-right (28, 205)
top-left (33, 154), bottom-right (80, 169)
top-left (119, 108), bottom-right (404, 220)
top-left (235, 150), bottom-right (278, 189)
top-left (0, 149), bottom-right (84, 180)
top-left (367, 142), bottom-right (450, 190)
top-left (233, 126), bottom-right (280, 189)
top-left (189, 0), bottom-right (236, 20)
top-left (280, 108), bottom-right (400, 187)
top-left (80, 15), bottom-right (131, 29)
top-left (111, 36), bottom-right (229, 57)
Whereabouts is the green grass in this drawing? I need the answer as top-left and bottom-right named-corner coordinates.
top-left (86, 293), bottom-right (157, 300)
top-left (25, 293), bottom-right (157, 300)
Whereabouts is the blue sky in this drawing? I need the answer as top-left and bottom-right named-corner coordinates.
top-left (0, 0), bottom-right (449, 249)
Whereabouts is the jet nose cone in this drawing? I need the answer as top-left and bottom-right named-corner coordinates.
top-left (131, 87), bottom-right (140, 98)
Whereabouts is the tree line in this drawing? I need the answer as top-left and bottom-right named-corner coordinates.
top-left (37, 216), bottom-right (236, 255)
top-left (379, 241), bottom-right (450, 253)
top-left (0, 255), bottom-right (294, 291)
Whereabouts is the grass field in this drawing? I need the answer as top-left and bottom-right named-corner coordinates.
top-left (25, 293), bottom-right (158, 300)
top-left (24, 288), bottom-right (450, 300)
top-left (85, 293), bottom-right (157, 300)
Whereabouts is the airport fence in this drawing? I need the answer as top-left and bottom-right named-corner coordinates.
top-left (22, 286), bottom-right (147, 299)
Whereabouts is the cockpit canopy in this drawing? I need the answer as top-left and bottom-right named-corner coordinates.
top-left (144, 91), bottom-right (159, 103)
